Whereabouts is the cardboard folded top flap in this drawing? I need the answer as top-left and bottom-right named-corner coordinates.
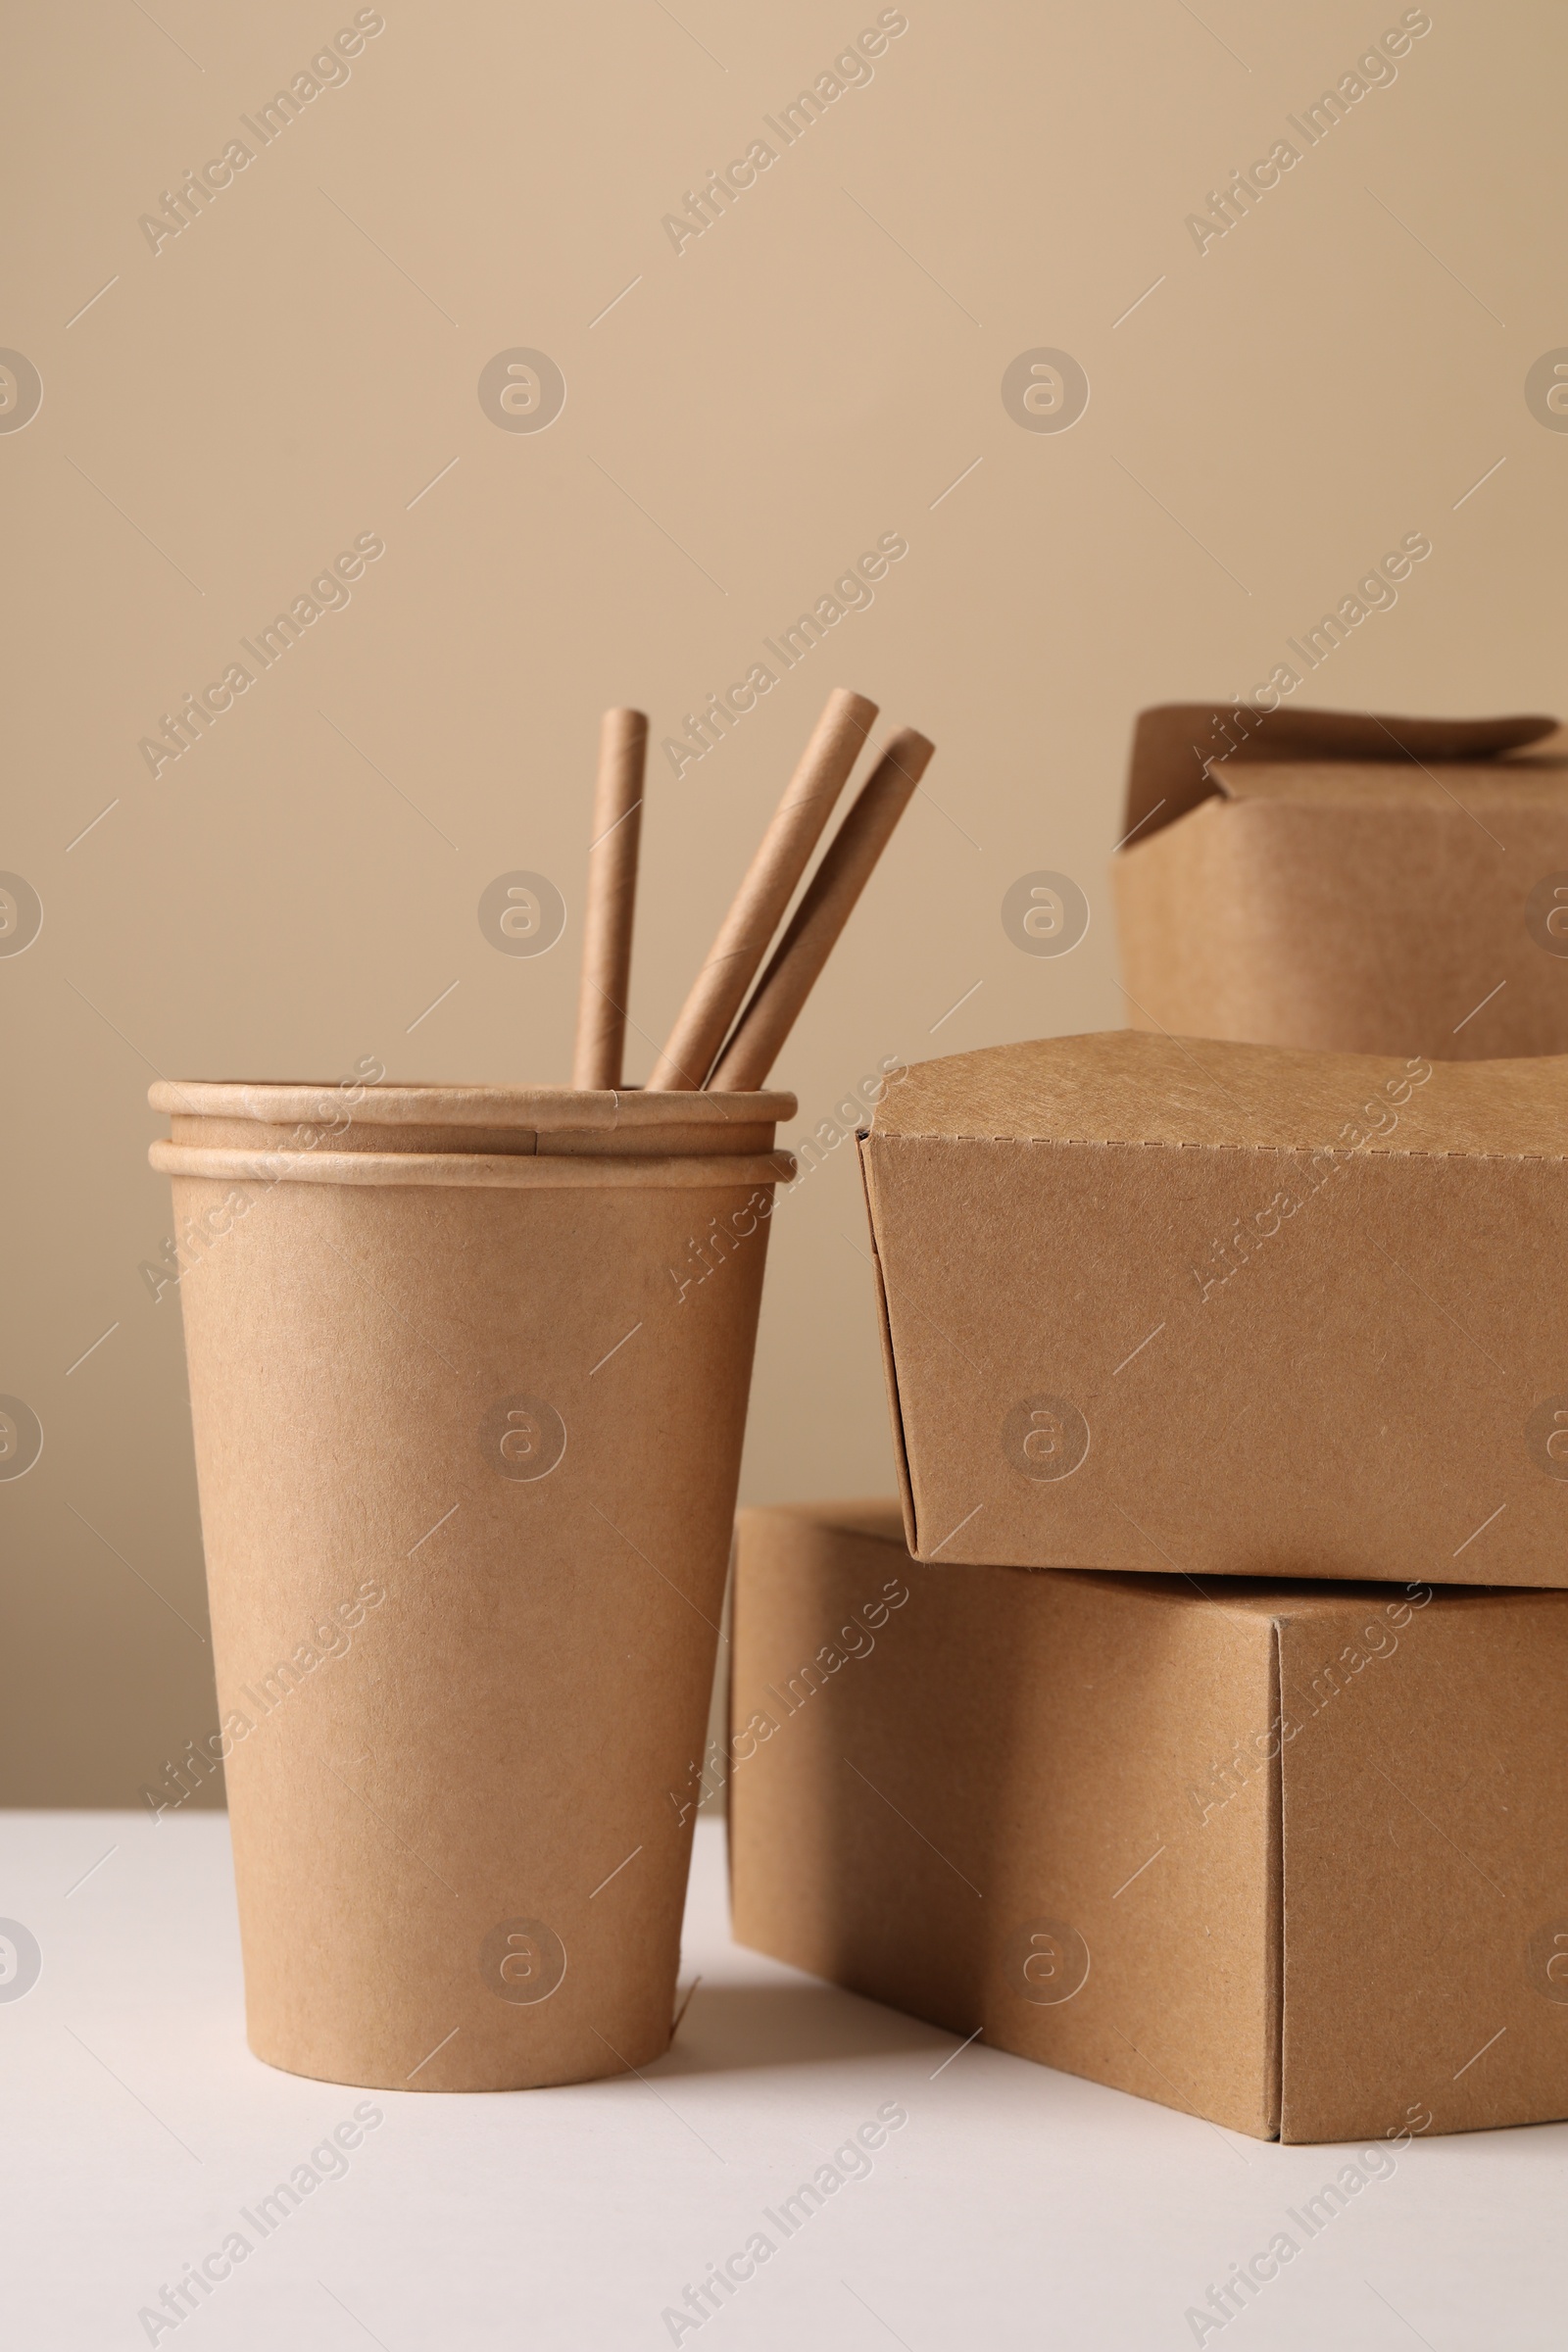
top-left (866, 1030), bottom-right (1568, 1157)
top-left (1120, 704), bottom-right (1561, 846)
top-left (1205, 753), bottom-right (1568, 816)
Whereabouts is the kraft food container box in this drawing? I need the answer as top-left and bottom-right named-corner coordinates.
top-left (1112, 704), bottom-right (1566, 1058)
top-left (858, 1029), bottom-right (1568, 1585)
top-left (728, 1500), bottom-right (1568, 2143)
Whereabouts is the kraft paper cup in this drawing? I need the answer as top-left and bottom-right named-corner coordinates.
top-left (148, 1080), bottom-right (794, 2091)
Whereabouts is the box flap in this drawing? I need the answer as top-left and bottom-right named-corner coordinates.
top-left (1208, 754), bottom-right (1568, 816)
top-left (1121, 705), bottom-right (1559, 847)
top-left (857, 1136), bottom-right (921, 1555)
top-left (869, 1030), bottom-right (1568, 1157)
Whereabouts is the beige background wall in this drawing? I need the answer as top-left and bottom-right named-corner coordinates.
top-left (2, 0), bottom-right (1560, 1804)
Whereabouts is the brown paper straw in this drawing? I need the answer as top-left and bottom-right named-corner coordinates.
top-left (709, 726), bottom-right (934, 1093)
top-left (571, 708), bottom-right (647, 1090)
top-left (647, 687), bottom-right (878, 1090)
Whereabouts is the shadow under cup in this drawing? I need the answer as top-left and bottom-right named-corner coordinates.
top-left (148, 1078), bottom-right (795, 2091)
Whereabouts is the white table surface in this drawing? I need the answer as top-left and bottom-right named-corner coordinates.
top-left (3, 1809), bottom-right (1563, 2350)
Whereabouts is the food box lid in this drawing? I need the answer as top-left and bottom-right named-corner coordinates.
top-left (868, 1029), bottom-right (1568, 1158)
top-left (1120, 705), bottom-right (1559, 849)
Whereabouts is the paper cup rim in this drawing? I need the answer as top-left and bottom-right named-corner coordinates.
top-left (149, 1080), bottom-right (796, 1131)
top-left (149, 1142), bottom-right (796, 1189)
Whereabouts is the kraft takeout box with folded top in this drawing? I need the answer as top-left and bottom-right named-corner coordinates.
top-left (728, 1499), bottom-right (1568, 2144)
top-left (858, 1028), bottom-right (1568, 1586)
top-left (149, 1076), bottom-right (794, 2092)
top-left (1112, 705), bottom-right (1567, 1057)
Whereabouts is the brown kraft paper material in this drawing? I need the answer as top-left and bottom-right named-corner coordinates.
top-left (728, 1500), bottom-right (1568, 2143)
top-left (858, 1029), bottom-right (1568, 1585)
top-left (1112, 705), bottom-right (1567, 1058)
top-left (150, 1080), bottom-right (793, 2091)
